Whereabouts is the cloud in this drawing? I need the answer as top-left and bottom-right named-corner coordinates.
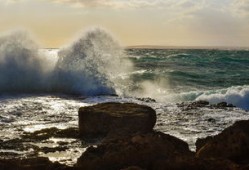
top-left (0, 0), bottom-right (18, 4)
top-left (231, 0), bottom-right (249, 17)
top-left (45, 0), bottom-right (177, 9)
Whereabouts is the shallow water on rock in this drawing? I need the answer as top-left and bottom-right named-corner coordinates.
top-left (0, 94), bottom-right (249, 165)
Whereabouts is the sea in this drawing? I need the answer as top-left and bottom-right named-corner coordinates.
top-left (1, 28), bottom-right (249, 164)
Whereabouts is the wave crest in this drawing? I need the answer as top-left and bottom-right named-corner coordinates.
top-left (0, 28), bottom-right (133, 96)
top-left (196, 85), bottom-right (249, 110)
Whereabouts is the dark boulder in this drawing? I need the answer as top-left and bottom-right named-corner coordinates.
top-left (76, 131), bottom-right (193, 170)
top-left (78, 102), bottom-right (156, 139)
top-left (153, 157), bottom-right (238, 170)
top-left (196, 119), bottom-right (249, 164)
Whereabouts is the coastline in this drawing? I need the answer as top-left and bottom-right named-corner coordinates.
top-left (1, 100), bottom-right (249, 169)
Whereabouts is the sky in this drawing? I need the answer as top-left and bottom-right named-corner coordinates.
top-left (0, 0), bottom-right (249, 48)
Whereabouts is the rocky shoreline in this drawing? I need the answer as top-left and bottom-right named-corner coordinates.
top-left (1, 101), bottom-right (249, 170)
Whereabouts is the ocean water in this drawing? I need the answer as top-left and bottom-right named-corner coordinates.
top-left (1, 28), bottom-right (249, 164)
top-left (127, 48), bottom-right (249, 109)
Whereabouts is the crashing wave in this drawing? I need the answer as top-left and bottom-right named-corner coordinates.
top-left (196, 85), bottom-right (249, 110)
top-left (0, 28), bottom-right (133, 96)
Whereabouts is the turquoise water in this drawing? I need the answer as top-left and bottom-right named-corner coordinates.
top-left (128, 49), bottom-right (249, 91)
top-left (0, 29), bottom-right (249, 109)
top-left (127, 49), bottom-right (249, 109)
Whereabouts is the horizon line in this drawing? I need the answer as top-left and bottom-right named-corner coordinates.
top-left (43, 45), bottom-right (249, 50)
top-left (125, 45), bottom-right (249, 50)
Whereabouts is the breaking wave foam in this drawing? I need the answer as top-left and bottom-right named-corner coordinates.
top-left (0, 31), bottom-right (53, 93)
top-left (54, 28), bottom-right (133, 95)
top-left (0, 28), bottom-right (133, 96)
top-left (196, 85), bottom-right (249, 110)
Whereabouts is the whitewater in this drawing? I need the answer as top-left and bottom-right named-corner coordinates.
top-left (1, 28), bottom-right (249, 164)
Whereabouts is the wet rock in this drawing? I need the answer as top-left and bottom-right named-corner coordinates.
top-left (0, 127), bottom-right (80, 161)
top-left (22, 127), bottom-right (79, 141)
top-left (76, 131), bottom-right (193, 170)
top-left (177, 101), bottom-right (236, 111)
top-left (0, 138), bottom-right (26, 151)
top-left (207, 118), bottom-right (216, 123)
top-left (196, 119), bottom-right (249, 164)
top-left (22, 127), bottom-right (59, 141)
top-left (191, 100), bottom-right (210, 107)
top-left (56, 127), bottom-right (79, 138)
top-left (216, 102), bottom-right (228, 107)
top-left (195, 136), bottom-right (213, 152)
top-left (215, 102), bottom-right (235, 108)
top-left (0, 157), bottom-right (74, 170)
top-left (41, 146), bottom-right (68, 154)
top-left (78, 102), bottom-right (156, 139)
top-left (153, 157), bottom-right (238, 170)
top-left (186, 100), bottom-right (209, 109)
top-left (177, 100), bottom-right (210, 111)
top-left (137, 97), bottom-right (156, 103)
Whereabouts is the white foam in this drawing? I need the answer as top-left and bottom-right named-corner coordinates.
top-left (55, 27), bottom-right (134, 96)
top-left (0, 30), bottom-right (52, 93)
top-left (196, 85), bottom-right (249, 110)
top-left (0, 28), bottom-right (133, 96)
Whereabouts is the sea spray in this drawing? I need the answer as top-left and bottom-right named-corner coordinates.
top-left (0, 30), bottom-right (52, 93)
top-left (0, 28), bottom-right (134, 96)
top-left (196, 85), bottom-right (249, 110)
top-left (54, 28), bottom-right (134, 96)
top-left (2, 29), bottom-right (248, 109)
top-left (0, 28), bottom-right (170, 98)
top-left (128, 78), bottom-right (171, 102)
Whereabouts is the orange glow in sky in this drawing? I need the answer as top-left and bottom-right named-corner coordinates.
top-left (1, 0), bottom-right (249, 48)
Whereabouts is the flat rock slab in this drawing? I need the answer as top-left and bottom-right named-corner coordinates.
top-left (78, 102), bottom-right (156, 138)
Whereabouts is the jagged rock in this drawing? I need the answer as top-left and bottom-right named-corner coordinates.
top-left (191, 100), bottom-right (210, 107)
top-left (177, 101), bottom-right (236, 111)
top-left (216, 102), bottom-right (228, 107)
top-left (137, 97), bottom-right (156, 103)
top-left (76, 131), bottom-right (193, 170)
top-left (196, 119), bottom-right (249, 164)
top-left (186, 100), bottom-right (209, 110)
top-left (214, 102), bottom-right (235, 108)
top-left (78, 102), bottom-right (156, 139)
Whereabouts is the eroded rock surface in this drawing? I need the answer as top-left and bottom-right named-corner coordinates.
top-left (77, 131), bottom-right (193, 170)
top-left (196, 119), bottom-right (249, 165)
top-left (78, 102), bottom-right (156, 139)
